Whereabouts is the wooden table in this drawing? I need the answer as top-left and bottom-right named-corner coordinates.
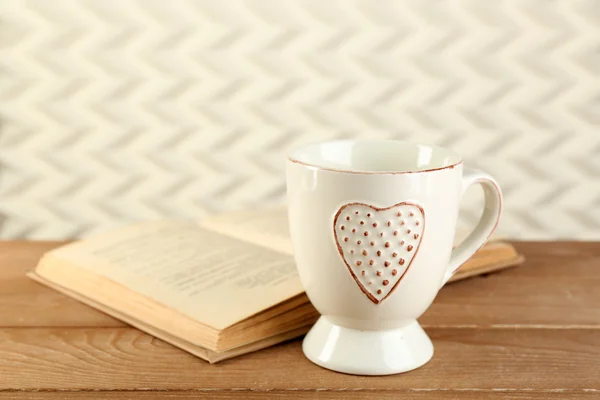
top-left (1, 241), bottom-right (599, 399)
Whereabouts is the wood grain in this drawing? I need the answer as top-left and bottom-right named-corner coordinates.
top-left (1, 241), bottom-right (599, 398)
top-left (0, 241), bottom-right (123, 328)
top-left (421, 241), bottom-right (600, 327)
top-left (0, 327), bottom-right (598, 391)
top-left (0, 392), bottom-right (597, 399)
top-left (421, 274), bottom-right (600, 327)
top-left (2, 242), bottom-right (599, 328)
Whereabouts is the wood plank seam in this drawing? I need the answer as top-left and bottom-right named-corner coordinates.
top-left (2, 241), bottom-right (599, 395)
top-left (1, 388), bottom-right (600, 393)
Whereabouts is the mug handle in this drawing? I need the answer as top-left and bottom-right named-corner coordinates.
top-left (440, 167), bottom-right (503, 287)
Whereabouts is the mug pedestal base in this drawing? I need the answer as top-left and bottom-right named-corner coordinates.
top-left (302, 316), bottom-right (434, 375)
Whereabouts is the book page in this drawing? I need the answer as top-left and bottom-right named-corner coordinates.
top-left (28, 273), bottom-right (312, 363)
top-left (47, 221), bottom-right (303, 330)
top-left (200, 206), bottom-right (293, 255)
top-left (200, 206), bottom-right (501, 253)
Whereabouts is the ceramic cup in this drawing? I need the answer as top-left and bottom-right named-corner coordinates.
top-left (286, 140), bottom-right (502, 375)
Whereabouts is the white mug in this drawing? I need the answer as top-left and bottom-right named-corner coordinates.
top-left (286, 140), bottom-right (502, 375)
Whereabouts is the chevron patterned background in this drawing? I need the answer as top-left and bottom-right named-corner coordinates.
top-left (0, 0), bottom-right (599, 240)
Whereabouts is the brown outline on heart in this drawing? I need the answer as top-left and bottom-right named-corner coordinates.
top-left (333, 202), bottom-right (425, 304)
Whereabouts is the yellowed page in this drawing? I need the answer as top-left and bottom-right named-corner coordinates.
top-left (201, 206), bottom-right (503, 255)
top-left (45, 221), bottom-right (303, 330)
top-left (201, 206), bottom-right (293, 255)
top-left (29, 272), bottom-right (312, 363)
top-left (450, 254), bottom-right (525, 282)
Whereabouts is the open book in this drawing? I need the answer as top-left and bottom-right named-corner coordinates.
top-left (29, 207), bottom-right (524, 363)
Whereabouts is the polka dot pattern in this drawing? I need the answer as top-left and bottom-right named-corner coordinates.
top-left (334, 202), bottom-right (424, 304)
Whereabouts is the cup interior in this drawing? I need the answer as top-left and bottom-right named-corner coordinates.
top-left (288, 140), bottom-right (462, 173)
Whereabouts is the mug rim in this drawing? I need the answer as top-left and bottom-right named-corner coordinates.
top-left (287, 140), bottom-right (463, 175)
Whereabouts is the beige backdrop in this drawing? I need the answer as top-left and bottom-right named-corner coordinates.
top-left (1, 0), bottom-right (599, 240)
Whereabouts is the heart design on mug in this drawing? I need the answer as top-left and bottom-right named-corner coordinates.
top-left (333, 202), bottom-right (425, 304)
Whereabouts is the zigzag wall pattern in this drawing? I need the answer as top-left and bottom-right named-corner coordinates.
top-left (0, 0), bottom-right (599, 239)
